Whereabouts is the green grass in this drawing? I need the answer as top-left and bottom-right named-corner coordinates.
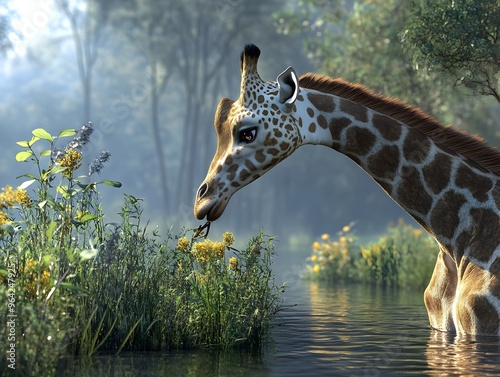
top-left (0, 124), bottom-right (284, 376)
top-left (303, 220), bottom-right (439, 290)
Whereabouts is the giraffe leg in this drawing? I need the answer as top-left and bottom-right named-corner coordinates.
top-left (453, 263), bottom-right (500, 335)
top-left (424, 249), bottom-right (458, 332)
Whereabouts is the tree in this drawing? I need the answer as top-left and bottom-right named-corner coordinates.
top-left (55, 0), bottom-right (114, 121)
top-left (403, 0), bottom-right (500, 102)
top-left (113, 0), bottom-right (286, 217)
top-left (275, 0), bottom-right (499, 139)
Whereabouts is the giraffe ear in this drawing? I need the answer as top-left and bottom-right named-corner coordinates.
top-left (277, 67), bottom-right (299, 113)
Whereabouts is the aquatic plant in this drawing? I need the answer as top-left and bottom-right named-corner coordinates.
top-left (0, 125), bottom-right (283, 376)
top-left (304, 220), bottom-right (438, 289)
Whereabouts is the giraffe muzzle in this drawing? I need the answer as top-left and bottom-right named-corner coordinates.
top-left (194, 181), bottom-right (227, 221)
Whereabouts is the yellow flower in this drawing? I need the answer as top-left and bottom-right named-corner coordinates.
top-left (192, 239), bottom-right (225, 262)
top-left (58, 148), bottom-right (82, 177)
top-left (212, 241), bottom-right (225, 258)
top-left (360, 246), bottom-right (372, 260)
top-left (15, 187), bottom-right (30, 207)
top-left (228, 257), bottom-right (238, 270)
top-left (341, 246), bottom-right (349, 258)
top-left (413, 229), bottom-right (423, 237)
top-left (312, 241), bottom-right (321, 251)
top-left (342, 225), bottom-right (351, 233)
top-left (176, 237), bottom-right (191, 252)
top-left (222, 231), bottom-right (235, 247)
top-left (321, 233), bottom-right (329, 240)
top-left (192, 240), bottom-right (211, 262)
top-left (311, 254), bottom-right (318, 262)
top-left (313, 264), bottom-right (320, 273)
top-left (23, 258), bottom-right (51, 298)
top-left (0, 211), bottom-right (11, 226)
top-left (339, 236), bottom-right (347, 244)
top-left (0, 186), bottom-right (30, 208)
top-left (372, 245), bottom-right (381, 256)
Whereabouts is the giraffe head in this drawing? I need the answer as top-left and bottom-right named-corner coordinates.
top-left (194, 44), bottom-right (301, 221)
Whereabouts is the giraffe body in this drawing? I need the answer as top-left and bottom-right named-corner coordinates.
top-left (194, 44), bottom-right (500, 336)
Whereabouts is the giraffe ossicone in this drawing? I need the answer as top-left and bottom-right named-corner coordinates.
top-left (194, 44), bottom-right (500, 336)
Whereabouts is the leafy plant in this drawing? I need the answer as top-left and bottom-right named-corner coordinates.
top-left (0, 124), bottom-right (283, 376)
top-left (304, 220), bottom-right (438, 290)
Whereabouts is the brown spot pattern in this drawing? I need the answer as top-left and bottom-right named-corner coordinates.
top-left (317, 114), bottom-right (328, 129)
top-left (308, 92), bottom-right (336, 112)
top-left (280, 141), bottom-right (290, 151)
top-left (430, 191), bottom-right (466, 239)
top-left (397, 166), bottom-right (433, 215)
top-left (455, 164), bottom-right (494, 202)
top-left (470, 295), bottom-right (499, 334)
top-left (368, 146), bottom-right (400, 180)
top-left (340, 98), bottom-right (368, 122)
top-left (489, 273), bottom-right (500, 300)
top-left (329, 117), bottom-right (351, 141)
top-left (344, 127), bottom-right (376, 157)
top-left (245, 159), bottom-right (257, 171)
top-left (239, 169), bottom-right (250, 181)
top-left (372, 113), bottom-right (402, 141)
top-left (255, 150), bottom-right (266, 163)
top-left (495, 182), bottom-right (500, 210)
top-left (468, 208), bottom-right (499, 263)
top-left (423, 153), bottom-right (452, 194)
top-left (403, 128), bottom-right (431, 163)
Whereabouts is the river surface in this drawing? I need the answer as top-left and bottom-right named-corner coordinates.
top-left (59, 282), bottom-right (500, 376)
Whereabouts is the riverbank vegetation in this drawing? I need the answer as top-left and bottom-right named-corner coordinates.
top-left (303, 220), bottom-right (438, 290)
top-left (0, 125), bottom-right (284, 376)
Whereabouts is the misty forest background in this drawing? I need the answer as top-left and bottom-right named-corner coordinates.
top-left (1, 0), bottom-right (499, 254)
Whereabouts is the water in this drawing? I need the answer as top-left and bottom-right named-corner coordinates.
top-left (59, 282), bottom-right (500, 376)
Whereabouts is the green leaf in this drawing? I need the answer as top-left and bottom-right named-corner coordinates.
top-left (50, 166), bottom-right (67, 175)
top-left (16, 173), bottom-right (38, 181)
top-left (80, 248), bottom-right (98, 261)
top-left (79, 213), bottom-right (97, 223)
top-left (28, 136), bottom-right (40, 146)
top-left (58, 129), bottom-right (76, 138)
top-left (57, 185), bottom-right (76, 199)
top-left (100, 180), bottom-right (122, 188)
top-left (32, 128), bottom-right (53, 142)
top-left (40, 149), bottom-right (52, 157)
top-left (16, 140), bottom-right (29, 147)
top-left (59, 282), bottom-right (89, 295)
top-left (45, 221), bottom-right (57, 243)
top-left (15, 150), bottom-right (33, 162)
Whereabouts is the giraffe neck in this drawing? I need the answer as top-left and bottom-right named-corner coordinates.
top-left (295, 88), bottom-right (500, 264)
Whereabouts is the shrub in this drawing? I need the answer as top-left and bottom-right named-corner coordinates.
top-left (303, 220), bottom-right (439, 290)
top-left (0, 124), bottom-right (283, 376)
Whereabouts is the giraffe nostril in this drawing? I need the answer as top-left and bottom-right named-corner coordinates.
top-left (197, 183), bottom-right (208, 200)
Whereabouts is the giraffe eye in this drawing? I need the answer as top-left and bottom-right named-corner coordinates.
top-left (238, 127), bottom-right (257, 144)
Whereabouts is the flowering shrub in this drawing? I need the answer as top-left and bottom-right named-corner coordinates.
top-left (0, 125), bottom-right (282, 376)
top-left (304, 220), bottom-right (438, 289)
top-left (305, 223), bottom-right (357, 280)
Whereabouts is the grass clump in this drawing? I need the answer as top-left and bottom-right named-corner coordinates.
top-left (303, 220), bottom-right (439, 290)
top-left (0, 124), bottom-right (283, 376)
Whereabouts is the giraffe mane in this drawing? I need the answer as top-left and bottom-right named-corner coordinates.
top-left (299, 72), bottom-right (500, 177)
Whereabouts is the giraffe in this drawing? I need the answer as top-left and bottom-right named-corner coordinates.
top-left (193, 44), bottom-right (500, 336)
